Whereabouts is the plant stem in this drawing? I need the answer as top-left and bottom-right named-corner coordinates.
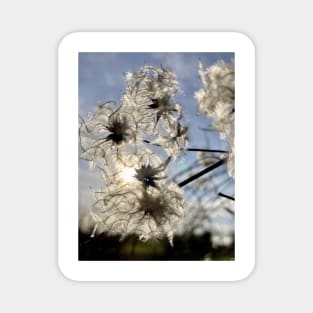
top-left (143, 140), bottom-right (228, 153)
top-left (178, 158), bottom-right (227, 187)
top-left (218, 192), bottom-right (235, 201)
top-left (186, 148), bottom-right (228, 153)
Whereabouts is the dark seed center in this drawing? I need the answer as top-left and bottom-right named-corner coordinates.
top-left (107, 133), bottom-right (124, 144)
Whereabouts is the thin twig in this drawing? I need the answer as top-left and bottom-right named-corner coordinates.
top-left (143, 140), bottom-right (228, 153)
top-left (178, 158), bottom-right (227, 187)
top-left (224, 208), bottom-right (235, 215)
top-left (218, 192), bottom-right (235, 201)
top-left (186, 148), bottom-right (228, 153)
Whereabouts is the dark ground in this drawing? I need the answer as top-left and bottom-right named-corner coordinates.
top-left (79, 231), bottom-right (235, 261)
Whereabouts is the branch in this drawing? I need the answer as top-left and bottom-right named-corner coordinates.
top-left (186, 148), bottom-right (228, 153)
top-left (218, 192), bottom-right (235, 201)
top-left (143, 140), bottom-right (228, 153)
top-left (178, 158), bottom-right (227, 187)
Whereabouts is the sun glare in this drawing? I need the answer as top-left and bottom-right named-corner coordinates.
top-left (120, 167), bottom-right (136, 183)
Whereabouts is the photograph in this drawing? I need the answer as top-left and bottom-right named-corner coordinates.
top-left (78, 52), bottom-right (235, 261)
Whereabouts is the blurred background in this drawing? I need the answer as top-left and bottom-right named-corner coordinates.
top-left (79, 52), bottom-right (234, 260)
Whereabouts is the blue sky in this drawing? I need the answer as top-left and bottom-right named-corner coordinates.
top-left (79, 52), bottom-right (234, 213)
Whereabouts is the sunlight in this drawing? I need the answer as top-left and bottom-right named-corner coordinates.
top-left (120, 167), bottom-right (136, 183)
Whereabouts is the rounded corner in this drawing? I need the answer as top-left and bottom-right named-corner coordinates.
top-left (231, 31), bottom-right (256, 52)
top-left (234, 259), bottom-right (256, 282)
top-left (58, 32), bottom-right (81, 53)
top-left (57, 259), bottom-right (80, 282)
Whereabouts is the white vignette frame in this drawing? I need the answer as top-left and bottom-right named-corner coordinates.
top-left (58, 32), bottom-right (255, 282)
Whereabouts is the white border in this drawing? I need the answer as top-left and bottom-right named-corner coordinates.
top-left (58, 32), bottom-right (255, 281)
